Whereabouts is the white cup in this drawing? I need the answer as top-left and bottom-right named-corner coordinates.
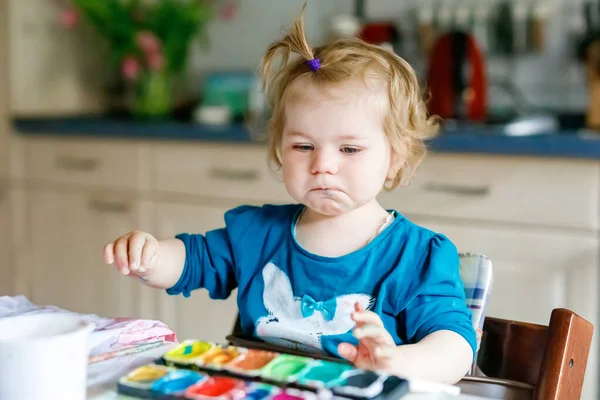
top-left (0, 313), bottom-right (95, 400)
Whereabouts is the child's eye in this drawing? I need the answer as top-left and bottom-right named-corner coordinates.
top-left (293, 144), bottom-right (314, 152)
top-left (341, 147), bottom-right (361, 154)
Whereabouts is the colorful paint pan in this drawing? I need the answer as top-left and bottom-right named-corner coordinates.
top-left (185, 376), bottom-right (246, 399)
top-left (259, 354), bottom-right (311, 382)
top-left (200, 346), bottom-right (243, 367)
top-left (242, 383), bottom-right (278, 400)
top-left (118, 364), bottom-right (173, 389)
top-left (330, 370), bottom-right (387, 399)
top-left (296, 360), bottom-right (354, 388)
top-left (226, 349), bottom-right (279, 375)
top-left (271, 388), bottom-right (317, 400)
top-left (150, 369), bottom-right (206, 395)
top-left (163, 340), bottom-right (214, 365)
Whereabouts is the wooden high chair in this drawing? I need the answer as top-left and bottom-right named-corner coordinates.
top-left (458, 308), bottom-right (594, 400)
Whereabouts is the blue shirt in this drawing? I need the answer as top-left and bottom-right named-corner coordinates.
top-left (167, 204), bottom-right (476, 358)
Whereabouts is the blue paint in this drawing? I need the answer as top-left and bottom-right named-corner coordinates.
top-left (244, 388), bottom-right (273, 400)
top-left (150, 370), bottom-right (205, 394)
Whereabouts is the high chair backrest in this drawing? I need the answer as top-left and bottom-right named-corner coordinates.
top-left (460, 308), bottom-right (594, 400)
top-left (458, 252), bottom-right (494, 359)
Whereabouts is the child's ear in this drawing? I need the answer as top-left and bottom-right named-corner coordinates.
top-left (387, 144), bottom-right (407, 180)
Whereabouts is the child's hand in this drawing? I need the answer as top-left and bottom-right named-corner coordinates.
top-left (103, 231), bottom-right (159, 277)
top-left (338, 303), bottom-right (398, 372)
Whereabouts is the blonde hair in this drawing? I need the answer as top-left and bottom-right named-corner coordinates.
top-left (259, 6), bottom-right (440, 189)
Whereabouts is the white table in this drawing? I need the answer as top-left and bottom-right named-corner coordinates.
top-left (86, 344), bottom-right (489, 400)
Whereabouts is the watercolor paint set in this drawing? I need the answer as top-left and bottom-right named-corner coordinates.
top-left (117, 340), bottom-right (411, 399)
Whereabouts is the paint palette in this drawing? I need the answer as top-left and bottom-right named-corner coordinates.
top-left (117, 340), bottom-right (410, 399)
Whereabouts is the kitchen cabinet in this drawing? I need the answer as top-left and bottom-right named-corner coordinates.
top-left (25, 188), bottom-right (143, 319)
top-left (378, 154), bottom-right (600, 231)
top-left (153, 201), bottom-right (239, 343)
top-left (412, 217), bottom-right (598, 400)
top-left (412, 219), bottom-right (599, 326)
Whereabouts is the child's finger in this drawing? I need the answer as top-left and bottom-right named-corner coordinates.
top-left (352, 310), bottom-right (385, 328)
top-left (103, 242), bottom-right (115, 264)
top-left (140, 240), bottom-right (158, 273)
top-left (128, 232), bottom-right (146, 272)
top-left (353, 325), bottom-right (395, 346)
top-left (114, 236), bottom-right (130, 275)
top-left (337, 342), bottom-right (358, 363)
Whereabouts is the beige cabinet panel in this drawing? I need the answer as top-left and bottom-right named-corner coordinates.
top-left (379, 155), bottom-right (600, 231)
top-left (411, 217), bottom-right (598, 400)
top-left (25, 137), bottom-right (149, 190)
top-left (154, 201), bottom-right (238, 343)
top-left (26, 189), bottom-right (143, 319)
top-left (153, 143), bottom-right (292, 204)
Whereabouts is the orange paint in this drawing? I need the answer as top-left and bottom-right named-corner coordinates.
top-left (203, 347), bottom-right (240, 365)
top-left (228, 349), bottom-right (277, 371)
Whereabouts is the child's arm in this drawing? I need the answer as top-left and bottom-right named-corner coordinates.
top-left (103, 231), bottom-right (187, 289)
top-left (384, 330), bottom-right (473, 384)
top-left (338, 304), bottom-right (473, 384)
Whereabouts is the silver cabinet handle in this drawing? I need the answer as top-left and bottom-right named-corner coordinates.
top-left (55, 155), bottom-right (99, 171)
top-left (88, 199), bottom-right (132, 214)
top-left (422, 182), bottom-right (491, 197)
top-left (208, 167), bottom-right (259, 181)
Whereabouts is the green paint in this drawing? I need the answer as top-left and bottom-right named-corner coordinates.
top-left (298, 361), bottom-right (354, 386)
top-left (260, 355), bottom-right (310, 381)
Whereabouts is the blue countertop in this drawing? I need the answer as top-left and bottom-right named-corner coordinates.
top-left (12, 116), bottom-right (600, 160)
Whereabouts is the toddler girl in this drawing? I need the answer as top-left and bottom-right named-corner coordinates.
top-left (104, 9), bottom-right (476, 385)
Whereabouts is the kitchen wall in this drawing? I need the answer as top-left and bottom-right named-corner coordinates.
top-left (187, 0), bottom-right (590, 113)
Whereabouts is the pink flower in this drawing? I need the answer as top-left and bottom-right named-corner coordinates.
top-left (219, 2), bottom-right (239, 21)
top-left (59, 8), bottom-right (79, 29)
top-left (147, 52), bottom-right (165, 71)
top-left (121, 56), bottom-right (140, 81)
top-left (136, 31), bottom-right (160, 55)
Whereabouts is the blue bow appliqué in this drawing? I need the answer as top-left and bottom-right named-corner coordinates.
top-left (300, 294), bottom-right (337, 321)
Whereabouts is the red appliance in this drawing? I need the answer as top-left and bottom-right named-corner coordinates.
top-left (426, 31), bottom-right (487, 122)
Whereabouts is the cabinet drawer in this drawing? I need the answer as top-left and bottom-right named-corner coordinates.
top-left (25, 137), bottom-right (144, 189)
top-left (378, 154), bottom-right (600, 230)
top-left (153, 143), bottom-right (293, 203)
top-left (412, 217), bottom-right (599, 335)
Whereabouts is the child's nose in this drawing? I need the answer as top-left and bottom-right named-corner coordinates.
top-left (310, 149), bottom-right (338, 175)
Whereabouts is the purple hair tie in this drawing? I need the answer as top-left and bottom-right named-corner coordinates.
top-left (307, 57), bottom-right (321, 72)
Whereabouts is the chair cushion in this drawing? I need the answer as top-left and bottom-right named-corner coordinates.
top-left (459, 253), bottom-right (494, 352)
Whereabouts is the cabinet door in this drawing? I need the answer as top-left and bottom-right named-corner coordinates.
top-left (411, 218), bottom-right (598, 400)
top-left (413, 220), bottom-right (598, 325)
top-left (154, 202), bottom-right (238, 343)
top-left (0, 182), bottom-right (12, 295)
top-left (26, 189), bottom-right (143, 319)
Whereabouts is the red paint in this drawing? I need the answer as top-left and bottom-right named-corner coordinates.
top-left (185, 376), bottom-right (244, 398)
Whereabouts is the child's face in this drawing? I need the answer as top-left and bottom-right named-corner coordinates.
top-left (280, 80), bottom-right (402, 216)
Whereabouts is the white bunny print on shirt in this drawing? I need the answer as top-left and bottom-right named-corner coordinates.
top-left (255, 262), bottom-right (373, 353)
